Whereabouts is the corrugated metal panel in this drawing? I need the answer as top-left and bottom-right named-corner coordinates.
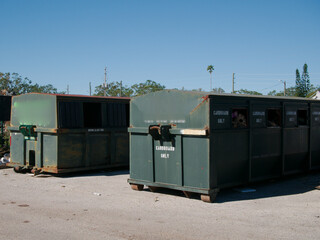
top-left (58, 102), bottom-right (83, 128)
top-left (105, 102), bottom-right (128, 128)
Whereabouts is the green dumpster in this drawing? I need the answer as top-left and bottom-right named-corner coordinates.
top-left (8, 93), bottom-right (130, 174)
top-left (0, 95), bottom-right (11, 151)
top-left (0, 96), bottom-right (11, 121)
top-left (128, 90), bottom-right (320, 202)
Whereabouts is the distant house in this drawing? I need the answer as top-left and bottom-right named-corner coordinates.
top-left (312, 91), bottom-right (320, 99)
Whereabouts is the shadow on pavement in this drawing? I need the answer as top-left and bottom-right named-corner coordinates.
top-left (140, 172), bottom-right (320, 203)
top-left (43, 167), bottom-right (129, 178)
top-left (215, 172), bottom-right (320, 203)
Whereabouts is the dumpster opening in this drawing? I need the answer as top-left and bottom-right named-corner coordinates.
top-left (29, 150), bottom-right (35, 166)
top-left (297, 109), bottom-right (308, 126)
top-left (232, 108), bottom-right (248, 128)
top-left (267, 109), bottom-right (281, 127)
top-left (83, 102), bottom-right (102, 128)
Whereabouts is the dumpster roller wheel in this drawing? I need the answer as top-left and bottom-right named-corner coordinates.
top-left (13, 166), bottom-right (27, 174)
top-left (130, 184), bottom-right (144, 191)
top-left (31, 168), bottom-right (41, 176)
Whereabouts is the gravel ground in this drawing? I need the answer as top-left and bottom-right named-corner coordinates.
top-left (0, 168), bottom-right (319, 240)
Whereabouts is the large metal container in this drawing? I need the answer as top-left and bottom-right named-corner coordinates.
top-left (0, 95), bottom-right (12, 121)
top-left (8, 93), bottom-right (129, 174)
top-left (128, 90), bottom-right (320, 202)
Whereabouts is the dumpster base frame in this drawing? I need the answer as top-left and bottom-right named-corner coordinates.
top-left (7, 163), bottom-right (128, 174)
top-left (128, 178), bottom-right (219, 202)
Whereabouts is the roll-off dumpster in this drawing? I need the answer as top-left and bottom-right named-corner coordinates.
top-left (128, 90), bottom-right (320, 202)
top-left (8, 93), bottom-right (129, 174)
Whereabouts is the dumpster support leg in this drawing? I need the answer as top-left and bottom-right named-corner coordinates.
top-left (183, 191), bottom-right (193, 198)
top-left (201, 189), bottom-right (219, 203)
top-left (130, 184), bottom-right (144, 191)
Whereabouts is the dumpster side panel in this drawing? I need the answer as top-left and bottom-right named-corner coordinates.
top-left (214, 131), bottom-right (249, 187)
top-left (87, 134), bottom-right (110, 166)
top-left (311, 127), bottom-right (320, 169)
top-left (251, 128), bottom-right (282, 180)
top-left (58, 134), bottom-right (85, 168)
top-left (154, 136), bottom-right (182, 185)
top-left (130, 134), bottom-right (153, 181)
top-left (183, 136), bottom-right (209, 188)
top-left (10, 132), bottom-right (25, 165)
top-left (283, 104), bottom-right (309, 174)
top-left (311, 107), bottom-right (320, 169)
top-left (210, 97), bottom-right (249, 188)
top-left (42, 134), bottom-right (58, 168)
top-left (113, 132), bottom-right (129, 165)
top-left (284, 128), bottom-right (309, 173)
top-left (11, 94), bottom-right (57, 129)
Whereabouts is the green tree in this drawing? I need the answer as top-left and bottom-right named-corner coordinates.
top-left (212, 87), bottom-right (225, 94)
top-left (94, 81), bottom-right (133, 97)
top-left (131, 80), bottom-right (165, 96)
top-left (268, 87), bottom-right (296, 97)
top-left (0, 72), bottom-right (58, 95)
top-left (295, 63), bottom-right (311, 97)
top-left (235, 89), bottom-right (262, 95)
top-left (295, 69), bottom-right (303, 97)
top-left (207, 65), bottom-right (214, 91)
top-left (301, 63), bottom-right (311, 95)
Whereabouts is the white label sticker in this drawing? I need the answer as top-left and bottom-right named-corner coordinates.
top-left (253, 111), bottom-right (265, 116)
top-left (213, 110), bottom-right (229, 116)
top-left (217, 118), bottom-right (225, 124)
top-left (88, 129), bottom-right (104, 132)
top-left (286, 111), bottom-right (297, 116)
top-left (156, 146), bottom-right (175, 151)
top-left (312, 111), bottom-right (320, 116)
top-left (256, 118), bottom-right (263, 123)
top-left (161, 153), bottom-right (170, 159)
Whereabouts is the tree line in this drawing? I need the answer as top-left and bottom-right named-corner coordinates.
top-left (1, 63), bottom-right (318, 97)
top-left (0, 72), bottom-right (165, 97)
top-left (229, 63), bottom-right (318, 97)
top-left (0, 72), bottom-right (58, 95)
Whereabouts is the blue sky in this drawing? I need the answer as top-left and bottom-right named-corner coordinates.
top-left (0, 0), bottom-right (319, 94)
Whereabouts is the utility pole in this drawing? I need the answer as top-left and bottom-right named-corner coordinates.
top-left (104, 66), bottom-right (107, 97)
top-left (232, 73), bottom-right (235, 93)
top-left (89, 82), bottom-right (91, 96)
top-left (280, 80), bottom-right (286, 96)
top-left (67, 85), bottom-right (69, 94)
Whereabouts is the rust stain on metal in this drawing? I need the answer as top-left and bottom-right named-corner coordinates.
top-left (149, 125), bottom-right (160, 130)
top-left (190, 95), bottom-right (209, 114)
top-left (41, 166), bottom-right (59, 173)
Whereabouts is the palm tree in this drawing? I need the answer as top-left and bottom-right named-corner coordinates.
top-left (207, 65), bottom-right (214, 91)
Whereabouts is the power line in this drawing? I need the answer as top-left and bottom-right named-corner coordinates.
top-left (259, 83), bottom-right (282, 91)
